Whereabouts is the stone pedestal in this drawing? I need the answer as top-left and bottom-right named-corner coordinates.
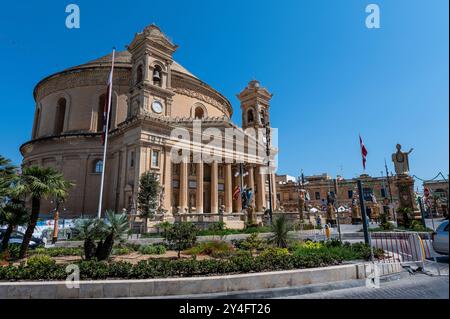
top-left (298, 194), bottom-right (305, 221)
top-left (351, 206), bottom-right (362, 224)
top-left (326, 204), bottom-right (337, 226)
top-left (395, 174), bottom-right (421, 227)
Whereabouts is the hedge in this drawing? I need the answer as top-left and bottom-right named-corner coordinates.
top-left (0, 248), bottom-right (353, 281)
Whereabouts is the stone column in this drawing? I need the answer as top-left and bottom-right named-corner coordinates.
top-left (163, 149), bottom-right (172, 213)
top-left (196, 161), bottom-right (204, 214)
top-left (211, 161), bottom-right (218, 214)
top-left (271, 173), bottom-right (278, 210)
top-left (256, 166), bottom-right (266, 212)
top-left (247, 166), bottom-right (255, 207)
top-left (233, 167), bottom-right (242, 213)
top-left (224, 163), bottom-right (233, 214)
top-left (179, 160), bottom-right (188, 213)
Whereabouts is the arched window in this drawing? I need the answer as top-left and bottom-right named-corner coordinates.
top-left (153, 65), bottom-right (162, 87)
top-left (247, 109), bottom-right (254, 124)
top-left (136, 65), bottom-right (143, 84)
top-left (260, 110), bottom-right (266, 125)
top-left (194, 107), bottom-right (204, 119)
top-left (54, 98), bottom-right (66, 135)
top-left (97, 94), bottom-right (106, 132)
top-left (94, 160), bottom-right (103, 173)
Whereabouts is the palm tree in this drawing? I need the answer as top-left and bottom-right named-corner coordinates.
top-left (95, 210), bottom-right (129, 261)
top-left (0, 200), bottom-right (30, 257)
top-left (0, 199), bottom-right (29, 257)
top-left (0, 156), bottom-right (16, 200)
top-left (13, 166), bottom-right (73, 259)
top-left (74, 218), bottom-right (102, 260)
top-left (268, 214), bottom-right (291, 248)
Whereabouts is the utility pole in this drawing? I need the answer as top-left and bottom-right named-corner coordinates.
top-left (334, 178), bottom-right (342, 242)
top-left (357, 179), bottom-right (370, 245)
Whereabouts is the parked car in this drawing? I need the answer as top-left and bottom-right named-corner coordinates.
top-left (432, 220), bottom-right (449, 255)
top-left (0, 229), bottom-right (45, 250)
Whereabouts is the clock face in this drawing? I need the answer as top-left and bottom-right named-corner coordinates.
top-left (151, 101), bottom-right (163, 114)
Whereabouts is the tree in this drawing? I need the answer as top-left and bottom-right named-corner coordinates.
top-left (137, 172), bottom-right (160, 233)
top-left (13, 166), bottom-right (73, 259)
top-left (268, 214), bottom-right (291, 248)
top-left (0, 199), bottom-right (29, 258)
top-left (95, 210), bottom-right (129, 261)
top-left (73, 218), bottom-right (102, 260)
top-left (0, 156), bottom-right (16, 201)
top-left (163, 222), bottom-right (197, 258)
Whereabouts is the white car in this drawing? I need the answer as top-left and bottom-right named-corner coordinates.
top-left (432, 220), bottom-right (449, 255)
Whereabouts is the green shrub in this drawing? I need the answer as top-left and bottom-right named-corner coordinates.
top-left (7, 244), bottom-right (21, 259)
top-left (234, 233), bottom-right (265, 252)
top-left (112, 247), bottom-right (132, 255)
top-left (27, 254), bottom-right (55, 268)
top-left (138, 244), bottom-right (166, 255)
top-left (259, 247), bottom-right (290, 258)
top-left (185, 241), bottom-right (233, 257)
top-left (410, 220), bottom-right (426, 232)
top-left (244, 226), bottom-right (271, 234)
top-left (0, 244), bottom-right (374, 281)
top-left (163, 222), bottom-right (198, 258)
top-left (293, 240), bottom-right (380, 261)
top-left (31, 247), bottom-right (83, 257)
top-left (380, 221), bottom-right (395, 231)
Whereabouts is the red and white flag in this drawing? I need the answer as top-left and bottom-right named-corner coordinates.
top-left (101, 69), bottom-right (113, 145)
top-left (359, 134), bottom-right (368, 170)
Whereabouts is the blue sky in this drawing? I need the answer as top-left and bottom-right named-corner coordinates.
top-left (0, 0), bottom-right (448, 181)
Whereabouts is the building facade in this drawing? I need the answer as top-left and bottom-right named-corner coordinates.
top-left (20, 25), bottom-right (278, 220)
top-left (423, 179), bottom-right (449, 217)
top-left (277, 173), bottom-right (400, 220)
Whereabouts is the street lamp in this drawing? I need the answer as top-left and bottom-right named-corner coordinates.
top-left (263, 114), bottom-right (273, 225)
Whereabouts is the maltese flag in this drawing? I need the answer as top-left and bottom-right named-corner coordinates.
top-left (359, 134), bottom-right (368, 170)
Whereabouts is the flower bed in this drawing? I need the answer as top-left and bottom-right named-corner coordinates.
top-left (0, 240), bottom-right (378, 281)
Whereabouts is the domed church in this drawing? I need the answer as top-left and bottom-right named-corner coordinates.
top-left (20, 25), bottom-right (278, 224)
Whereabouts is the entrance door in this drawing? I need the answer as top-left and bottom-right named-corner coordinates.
top-left (203, 183), bottom-right (210, 213)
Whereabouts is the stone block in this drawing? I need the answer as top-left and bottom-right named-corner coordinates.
top-left (79, 282), bottom-right (104, 298)
top-left (129, 280), bottom-right (154, 297)
top-left (102, 281), bottom-right (130, 298)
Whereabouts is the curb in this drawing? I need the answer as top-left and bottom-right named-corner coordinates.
top-left (141, 271), bottom-right (411, 299)
top-left (0, 262), bottom-right (404, 299)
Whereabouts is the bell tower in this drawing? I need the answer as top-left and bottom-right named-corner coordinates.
top-left (127, 24), bottom-right (178, 118)
top-left (237, 80), bottom-right (273, 130)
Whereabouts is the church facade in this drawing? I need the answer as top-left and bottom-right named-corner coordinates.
top-left (20, 25), bottom-right (278, 220)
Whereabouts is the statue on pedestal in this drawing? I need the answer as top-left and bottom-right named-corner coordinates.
top-left (391, 143), bottom-right (420, 227)
top-left (392, 144), bottom-right (413, 175)
top-left (298, 189), bottom-right (306, 221)
top-left (351, 193), bottom-right (362, 224)
top-left (326, 204), bottom-right (336, 226)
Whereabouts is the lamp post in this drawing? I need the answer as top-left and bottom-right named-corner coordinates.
top-left (334, 178), bottom-right (342, 242)
top-left (357, 179), bottom-right (370, 245)
top-left (263, 116), bottom-right (273, 225)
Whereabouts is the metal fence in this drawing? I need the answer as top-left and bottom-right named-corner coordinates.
top-left (370, 231), bottom-right (433, 264)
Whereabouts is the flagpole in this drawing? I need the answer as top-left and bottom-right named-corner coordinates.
top-left (97, 48), bottom-right (116, 219)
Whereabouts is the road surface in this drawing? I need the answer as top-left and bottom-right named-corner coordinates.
top-left (281, 272), bottom-right (449, 299)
